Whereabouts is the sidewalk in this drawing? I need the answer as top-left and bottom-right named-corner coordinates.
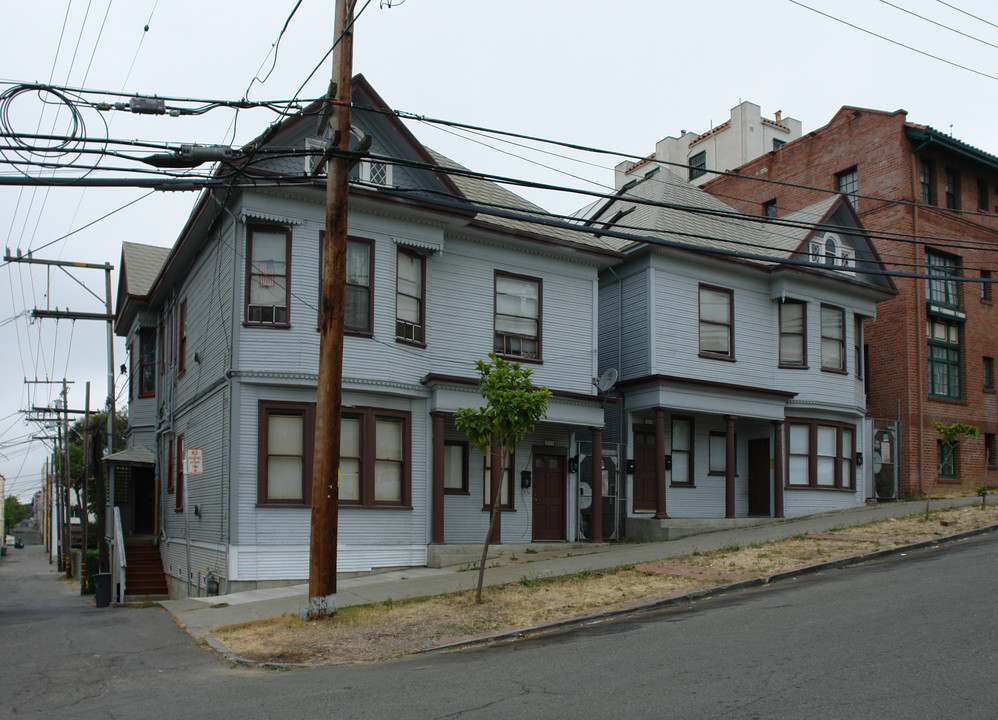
top-left (163, 497), bottom-right (979, 637)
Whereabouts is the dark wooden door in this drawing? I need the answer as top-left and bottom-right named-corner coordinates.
top-left (632, 430), bottom-right (657, 512)
top-left (748, 438), bottom-right (771, 516)
top-left (532, 454), bottom-right (565, 541)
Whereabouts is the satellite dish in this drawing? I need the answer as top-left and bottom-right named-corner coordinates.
top-left (595, 368), bottom-right (618, 393)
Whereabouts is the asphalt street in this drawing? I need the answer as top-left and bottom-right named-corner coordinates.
top-left (2, 528), bottom-right (996, 719)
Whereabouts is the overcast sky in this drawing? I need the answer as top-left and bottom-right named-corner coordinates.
top-left (2, 0), bottom-right (996, 500)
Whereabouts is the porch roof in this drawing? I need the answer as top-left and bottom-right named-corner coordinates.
top-left (103, 445), bottom-right (155, 467)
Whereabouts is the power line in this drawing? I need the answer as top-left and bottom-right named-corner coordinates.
top-left (936, 0), bottom-right (998, 30)
top-left (789, 0), bottom-right (998, 82)
top-left (879, 0), bottom-right (998, 50)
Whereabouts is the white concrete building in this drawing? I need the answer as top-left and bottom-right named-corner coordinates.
top-left (616, 101), bottom-right (802, 190)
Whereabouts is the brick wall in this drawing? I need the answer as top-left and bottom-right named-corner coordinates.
top-left (705, 107), bottom-right (998, 495)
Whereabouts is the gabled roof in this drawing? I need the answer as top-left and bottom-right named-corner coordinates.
top-left (582, 165), bottom-right (778, 260)
top-left (115, 241), bottom-right (171, 334)
top-left (427, 150), bottom-right (619, 254)
top-left (580, 165), bottom-right (895, 294)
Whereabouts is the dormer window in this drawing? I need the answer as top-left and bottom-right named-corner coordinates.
top-left (809, 233), bottom-right (854, 273)
top-left (305, 129), bottom-right (392, 187)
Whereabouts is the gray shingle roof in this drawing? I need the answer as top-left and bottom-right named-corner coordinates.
top-left (122, 241), bottom-right (170, 297)
top-left (427, 149), bottom-right (620, 253)
top-left (581, 166), bottom-right (838, 265)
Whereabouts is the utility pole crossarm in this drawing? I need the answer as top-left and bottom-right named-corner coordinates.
top-left (32, 310), bottom-right (114, 321)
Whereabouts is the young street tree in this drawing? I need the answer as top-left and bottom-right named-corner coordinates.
top-left (455, 354), bottom-right (550, 604)
top-left (927, 421), bottom-right (979, 519)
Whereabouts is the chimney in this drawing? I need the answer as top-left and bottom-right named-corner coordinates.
top-left (774, 110), bottom-right (782, 123)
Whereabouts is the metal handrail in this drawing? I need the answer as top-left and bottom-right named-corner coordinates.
top-left (112, 507), bottom-right (127, 601)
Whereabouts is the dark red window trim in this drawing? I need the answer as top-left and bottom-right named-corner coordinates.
top-left (245, 224), bottom-right (292, 328)
top-left (395, 247), bottom-right (426, 347)
top-left (670, 415), bottom-right (695, 487)
top-left (178, 299), bottom-right (188, 375)
top-left (778, 300), bottom-right (808, 369)
top-left (257, 401), bottom-right (315, 508)
top-left (340, 407), bottom-right (412, 509)
top-left (819, 304), bottom-right (846, 373)
top-left (138, 329), bottom-right (156, 398)
top-left (167, 435), bottom-right (175, 494)
top-left (784, 418), bottom-right (856, 490)
top-left (443, 440), bottom-right (469, 495)
top-left (320, 233), bottom-right (375, 337)
top-left (483, 449), bottom-right (516, 511)
top-left (698, 283), bottom-right (735, 361)
top-left (494, 270), bottom-right (542, 363)
top-left (175, 434), bottom-right (184, 512)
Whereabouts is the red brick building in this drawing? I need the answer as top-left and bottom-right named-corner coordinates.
top-left (704, 106), bottom-right (998, 496)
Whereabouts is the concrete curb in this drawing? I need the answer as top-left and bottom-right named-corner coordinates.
top-left (417, 522), bottom-right (998, 655)
top-left (201, 519), bottom-right (998, 669)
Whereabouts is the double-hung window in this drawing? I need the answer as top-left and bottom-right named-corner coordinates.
top-left (779, 301), bottom-right (806, 367)
top-left (178, 300), bottom-right (187, 375)
top-left (926, 251), bottom-right (960, 308)
top-left (320, 235), bottom-right (373, 335)
top-left (937, 441), bottom-right (957, 479)
top-left (138, 330), bottom-right (156, 397)
top-left (835, 167), bottom-right (858, 209)
top-left (982, 270), bottom-right (993, 302)
top-left (928, 318), bottom-right (961, 399)
top-left (670, 417), bottom-right (693, 486)
top-left (920, 159), bottom-right (934, 205)
top-left (945, 167), bottom-right (959, 210)
top-left (322, 234), bottom-right (373, 334)
top-left (443, 441), bottom-right (469, 494)
top-left (396, 249), bottom-right (425, 344)
top-left (786, 419), bottom-right (855, 490)
top-left (708, 432), bottom-right (730, 476)
top-left (985, 357), bottom-right (995, 391)
top-left (484, 449), bottom-right (514, 510)
top-left (494, 272), bottom-right (541, 360)
top-left (340, 408), bottom-right (411, 508)
top-left (688, 150), bottom-right (707, 180)
top-left (820, 305), bottom-right (845, 372)
top-left (699, 285), bottom-right (734, 359)
top-left (258, 402), bottom-right (314, 506)
top-left (175, 434), bottom-right (185, 511)
top-left (246, 225), bottom-right (291, 326)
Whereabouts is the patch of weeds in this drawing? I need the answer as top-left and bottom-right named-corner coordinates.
top-left (691, 550), bottom-right (702, 557)
top-left (721, 543), bottom-right (742, 553)
top-left (210, 602), bottom-right (230, 609)
top-left (525, 548), bottom-right (538, 554)
top-left (509, 554), bottom-right (518, 562)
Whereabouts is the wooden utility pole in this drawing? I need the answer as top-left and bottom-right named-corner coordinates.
top-left (305, 0), bottom-right (356, 620)
top-left (81, 382), bottom-right (90, 594)
top-left (62, 379), bottom-right (72, 578)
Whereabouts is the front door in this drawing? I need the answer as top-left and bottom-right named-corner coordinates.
top-left (748, 438), bottom-right (771, 516)
top-left (632, 431), bottom-right (657, 512)
top-left (532, 454), bottom-right (565, 541)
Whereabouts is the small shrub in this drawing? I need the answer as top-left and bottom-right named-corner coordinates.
top-left (82, 549), bottom-right (100, 595)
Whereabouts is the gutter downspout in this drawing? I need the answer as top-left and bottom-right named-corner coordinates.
top-left (214, 192), bottom-right (241, 595)
top-left (606, 266), bottom-right (626, 520)
top-left (911, 153), bottom-right (925, 495)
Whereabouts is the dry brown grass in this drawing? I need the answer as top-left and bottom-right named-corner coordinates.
top-left (212, 503), bottom-right (998, 666)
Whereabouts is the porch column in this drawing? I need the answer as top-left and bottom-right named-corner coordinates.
top-left (591, 426), bottom-right (603, 543)
top-left (654, 407), bottom-right (670, 519)
top-left (725, 415), bottom-right (737, 518)
top-left (772, 420), bottom-right (785, 518)
top-left (489, 436), bottom-right (502, 545)
top-left (431, 412), bottom-right (446, 545)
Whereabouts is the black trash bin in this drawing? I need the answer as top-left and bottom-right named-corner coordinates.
top-left (95, 573), bottom-right (112, 608)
